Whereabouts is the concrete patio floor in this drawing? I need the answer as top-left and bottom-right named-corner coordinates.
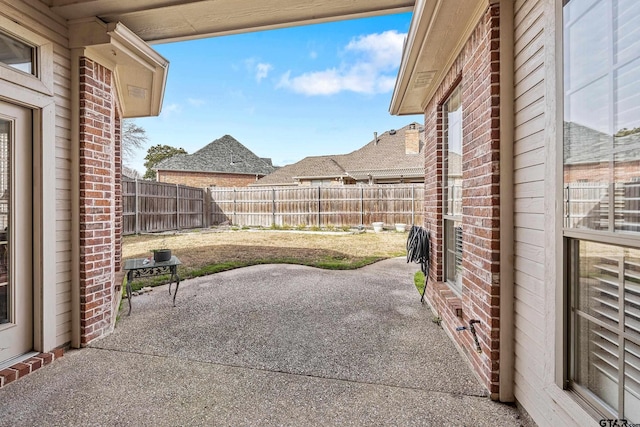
top-left (0, 258), bottom-right (532, 426)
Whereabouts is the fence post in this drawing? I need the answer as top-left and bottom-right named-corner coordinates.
top-left (203, 188), bottom-right (209, 228)
top-left (317, 186), bottom-right (321, 227)
top-left (176, 184), bottom-right (180, 231)
top-left (360, 186), bottom-right (364, 226)
top-left (135, 178), bottom-right (140, 234)
top-left (272, 187), bottom-right (276, 226)
top-left (411, 185), bottom-right (415, 226)
top-left (233, 188), bottom-right (237, 226)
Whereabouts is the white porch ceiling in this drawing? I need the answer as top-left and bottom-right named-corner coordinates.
top-left (42, 0), bottom-right (415, 43)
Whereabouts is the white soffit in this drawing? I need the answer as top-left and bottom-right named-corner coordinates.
top-left (390, 0), bottom-right (487, 116)
top-left (70, 19), bottom-right (169, 118)
top-left (46, 0), bottom-right (415, 43)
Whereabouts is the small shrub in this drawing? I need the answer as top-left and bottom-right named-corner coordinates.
top-left (310, 225), bottom-right (321, 232)
top-left (282, 223), bottom-right (292, 230)
top-left (241, 225), bottom-right (250, 230)
top-left (270, 223), bottom-right (281, 230)
top-left (341, 225), bottom-right (351, 232)
top-left (326, 224), bottom-right (336, 231)
top-left (296, 223), bottom-right (307, 230)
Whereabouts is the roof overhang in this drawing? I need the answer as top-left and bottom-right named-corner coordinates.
top-left (389, 0), bottom-right (488, 116)
top-left (45, 0), bottom-right (415, 43)
top-left (69, 19), bottom-right (168, 118)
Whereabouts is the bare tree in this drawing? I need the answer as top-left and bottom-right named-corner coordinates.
top-left (122, 166), bottom-right (141, 179)
top-left (121, 119), bottom-right (148, 166)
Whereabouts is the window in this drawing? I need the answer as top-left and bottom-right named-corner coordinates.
top-left (0, 31), bottom-right (35, 76)
top-left (443, 85), bottom-right (463, 293)
top-left (564, 0), bottom-right (640, 422)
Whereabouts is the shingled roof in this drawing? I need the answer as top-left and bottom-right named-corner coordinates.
top-left (155, 135), bottom-right (276, 175)
top-left (253, 123), bottom-right (424, 186)
top-left (564, 122), bottom-right (640, 165)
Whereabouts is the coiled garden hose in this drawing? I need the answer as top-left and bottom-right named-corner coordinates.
top-left (406, 225), bottom-right (430, 302)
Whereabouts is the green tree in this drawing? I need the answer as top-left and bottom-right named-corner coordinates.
top-left (143, 144), bottom-right (187, 180)
top-left (121, 119), bottom-right (148, 167)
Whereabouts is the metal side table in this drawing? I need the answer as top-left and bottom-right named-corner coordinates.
top-left (123, 256), bottom-right (181, 315)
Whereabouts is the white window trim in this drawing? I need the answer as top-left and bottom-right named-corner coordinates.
top-left (0, 15), bottom-right (54, 97)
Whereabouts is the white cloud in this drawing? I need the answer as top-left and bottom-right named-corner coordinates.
top-left (160, 103), bottom-right (182, 119)
top-left (243, 58), bottom-right (273, 83)
top-left (277, 30), bottom-right (405, 96)
top-left (187, 98), bottom-right (205, 107)
top-left (255, 63), bottom-right (273, 82)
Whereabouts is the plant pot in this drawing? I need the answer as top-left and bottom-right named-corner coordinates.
top-left (372, 222), bottom-right (384, 233)
top-left (153, 249), bottom-right (172, 262)
top-left (395, 223), bottom-right (406, 232)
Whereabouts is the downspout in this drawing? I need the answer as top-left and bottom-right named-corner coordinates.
top-left (498, 0), bottom-right (515, 402)
top-left (70, 48), bottom-right (82, 348)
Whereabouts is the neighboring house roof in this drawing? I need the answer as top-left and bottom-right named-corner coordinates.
top-left (253, 123), bottom-right (424, 186)
top-left (254, 156), bottom-right (347, 186)
top-left (564, 121), bottom-right (640, 165)
top-left (155, 135), bottom-right (277, 176)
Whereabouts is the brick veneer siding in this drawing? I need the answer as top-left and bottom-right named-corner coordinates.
top-left (157, 170), bottom-right (261, 188)
top-left (0, 348), bottom-right (64, 388)
top-left (422, 4), bottom-right (501, 398)
top-left (78, 57), bottom-right (121, 346)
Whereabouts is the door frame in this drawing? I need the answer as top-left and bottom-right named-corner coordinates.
top-left (0, 82), bottom-right (56, 354)
top-left (0, 100), bottom-right (33, 362)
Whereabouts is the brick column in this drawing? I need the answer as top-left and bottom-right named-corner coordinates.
top-left (78, 57), bottom-right (121, 345)
top-left (422, 3), bottom-right (502, 398)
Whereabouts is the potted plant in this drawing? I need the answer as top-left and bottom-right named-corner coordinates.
top-left (152, 248), bottom-right (172, 262)
top-left (152, 235), bottom-right (172, 262)
top-left (372, 221), bottom-right (384, 232)
top-left (395, 223), bottom-right (407, 232)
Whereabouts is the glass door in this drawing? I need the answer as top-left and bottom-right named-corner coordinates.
top-left (0, 101), bottom-right (32, 364)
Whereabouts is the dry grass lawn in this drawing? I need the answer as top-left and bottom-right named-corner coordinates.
top-left (123, 229), bottom-right (408, 290)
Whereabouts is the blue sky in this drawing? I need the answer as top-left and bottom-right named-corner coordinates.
top-left (130, 12), bottom-right (420, 174)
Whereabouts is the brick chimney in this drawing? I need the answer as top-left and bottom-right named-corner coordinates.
top-left (405, 123), bottom-right (420, 154)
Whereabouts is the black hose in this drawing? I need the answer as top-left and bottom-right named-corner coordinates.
top-left (406, 225), bottom-right (430, 302)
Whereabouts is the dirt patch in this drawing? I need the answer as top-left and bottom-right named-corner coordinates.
top-left (122, 229), bottom-right (408, 289)
top-left (124, 229), bottom-right (407, 260)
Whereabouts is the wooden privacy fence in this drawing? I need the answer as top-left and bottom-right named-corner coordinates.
top-left (123, 181), bottom-right (425, 234)
top-left (564, 181), bottom-right (640, 231)
top-left (209, 185), bottom-right (424, 228)
top-left (123, 179), bottom-right (206, 235)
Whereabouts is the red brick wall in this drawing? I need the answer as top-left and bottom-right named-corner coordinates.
top-left (157, 170), bottom-right (260, 188)
top-left (422, 4), bottom-right (502, 398)
top-left (78, 57), bottom-right (120, 346)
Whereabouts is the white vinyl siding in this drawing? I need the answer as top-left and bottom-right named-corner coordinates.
top-left (0, 0), bottom-right (73, 346)
top-left (513, 0), bottom-right (547, 419)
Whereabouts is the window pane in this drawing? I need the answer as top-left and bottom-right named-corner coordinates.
top-left (625, 340), bottom-right (640, 421)
top-left (575, 315), bottom-right (619, 413)
top-left (571, 240), bottom-right (640, 422)
top-left (614, 0), bottom-right (640, 66)
top-left (0, 32), bottom-right (34, 75)
top-left (0, 120), bottom-right (9, 324)
top-left (565, 0), bottom-right (608, 91)
top-left (445, 219), bottom-right (462, 293)
top-left (624, 257), bottom-right (640, 338)
top-left (444, 86), bottom-right (462, 218)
